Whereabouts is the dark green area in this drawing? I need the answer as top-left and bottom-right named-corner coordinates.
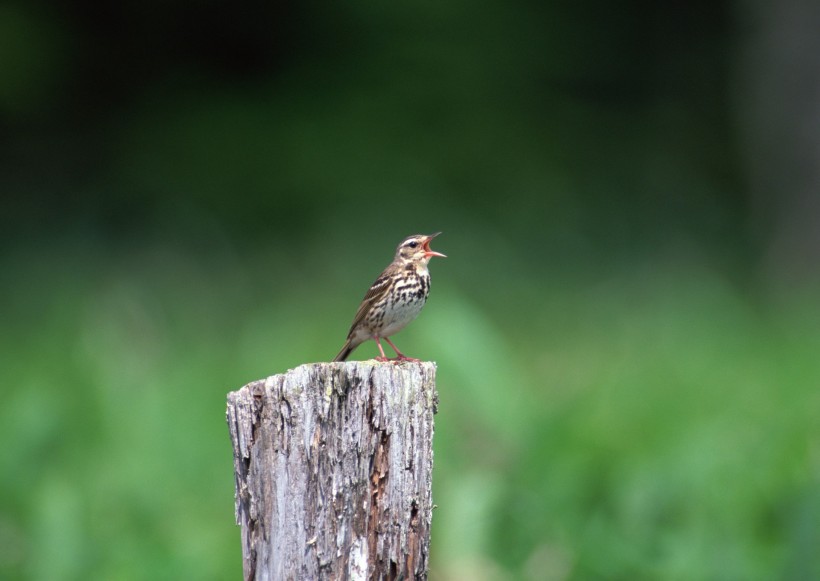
top-left (2, 0), bottom-right (819, 579)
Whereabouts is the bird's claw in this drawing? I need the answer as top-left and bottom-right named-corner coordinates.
top-left (373, 355), bottom-right (422, 364)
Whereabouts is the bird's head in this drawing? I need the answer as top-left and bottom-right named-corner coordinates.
top-left (395, 232), bottom-right (446, 265)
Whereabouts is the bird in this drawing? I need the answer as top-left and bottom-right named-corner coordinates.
top-left (333, 233), bottom-right (446, 362)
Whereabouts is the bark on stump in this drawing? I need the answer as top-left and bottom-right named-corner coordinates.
top-left (226, 361), bottom-right (438, 581)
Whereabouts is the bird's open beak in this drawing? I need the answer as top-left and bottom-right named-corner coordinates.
top-left (423, 232), bottom-right (446, 258)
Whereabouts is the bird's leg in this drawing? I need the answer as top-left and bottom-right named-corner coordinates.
top-left (373, 337), bottom-right (390, 362)
top-left (384, 337), bottom-right (421, 362)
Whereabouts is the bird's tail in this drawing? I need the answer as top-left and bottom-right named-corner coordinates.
top-left (333, 339), bottom-right (355, 362)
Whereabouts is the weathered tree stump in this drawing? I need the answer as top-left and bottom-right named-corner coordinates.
top-left (226, 361), bottom-right (438, 581)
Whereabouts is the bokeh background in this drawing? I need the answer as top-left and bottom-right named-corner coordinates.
top-left (2, 0), bottom-right (820, 579)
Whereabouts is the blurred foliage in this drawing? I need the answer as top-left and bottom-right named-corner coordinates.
top-left (2, 244), bottom-right (819, 580)
top-left (2, 0), bottom-right (819, 579)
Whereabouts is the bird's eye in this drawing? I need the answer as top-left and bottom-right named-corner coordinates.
top-left (407, 241), bottom-right (418, 248)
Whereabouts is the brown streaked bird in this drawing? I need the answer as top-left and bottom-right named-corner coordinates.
top-left (333, 233), bottom-right (446, 362)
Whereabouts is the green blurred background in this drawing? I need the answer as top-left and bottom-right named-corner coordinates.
top-left (2, 0), bottom-right (820, 579)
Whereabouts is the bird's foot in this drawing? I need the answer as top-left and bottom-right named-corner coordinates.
top-left (373, 355), bottom-right (421, 364)
top-left (392, 355), bottom-right (422, 363)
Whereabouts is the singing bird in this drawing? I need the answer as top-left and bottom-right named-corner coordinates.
top-left (333, 233), bottom-right (446, 362)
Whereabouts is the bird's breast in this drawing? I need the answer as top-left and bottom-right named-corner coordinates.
top-left (368, 272), bottom-right (430, 336)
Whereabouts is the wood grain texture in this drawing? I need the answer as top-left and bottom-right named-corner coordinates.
top-left (226, 361), bottom-right (438, 581)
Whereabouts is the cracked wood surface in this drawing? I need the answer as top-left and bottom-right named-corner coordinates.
top-left (226, 361), bottom-right (438, 581)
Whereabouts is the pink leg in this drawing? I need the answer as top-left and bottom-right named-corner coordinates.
top-left (383, 337), bottom-right (421, 362)
top-left (373, 337), bottom-right (390, 362)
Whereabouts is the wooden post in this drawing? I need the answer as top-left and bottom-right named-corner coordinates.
top-left (226, 361), bottom-right (438, 581)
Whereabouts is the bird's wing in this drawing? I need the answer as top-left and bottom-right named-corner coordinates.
top-left (346, 268), bottom-right (394, 337)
